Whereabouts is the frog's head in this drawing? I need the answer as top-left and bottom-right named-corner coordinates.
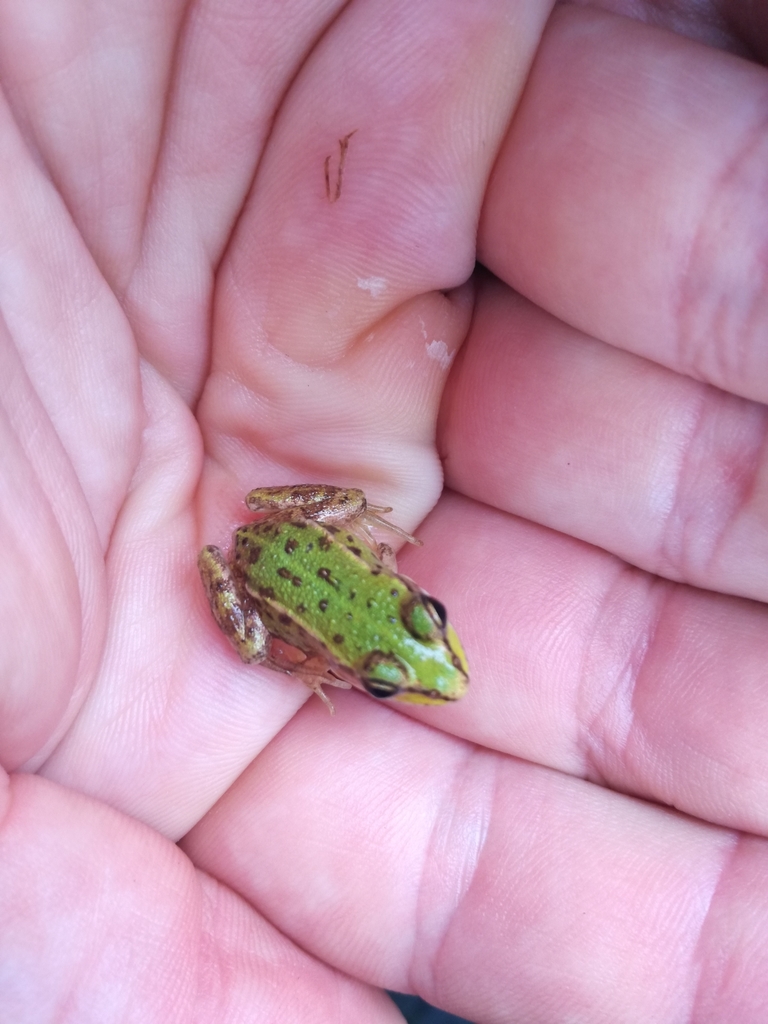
top-left (358, 592), bottom-right (469, 704)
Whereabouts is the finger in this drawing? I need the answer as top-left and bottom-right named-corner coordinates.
top-left (479, 6), bottom-right (768, 403)
top-left (198, 0), bottom-right (548, 518)
top-left (0, 89), bottom-right (139, 768)
top-left (0, 773), bottom-right (398, 1023)
top-left (0, 90), bottom-right (139, 544)
top-left (184, 696), bottom-right (768, 1023)
top-left (39, 366), bottom-right (257, 839)
top-left (398, 492), bottom-right (768, 836)
top-left (127, 0), bottom-right (351, 399)
top-left (441, 273), bottom-right (768, 602)
top-left (721, 0), bottom-right (768, 61)
top-left (0, 1), bottom-right (352, 400)
top-left (0, 0), bottom-right (183, 283)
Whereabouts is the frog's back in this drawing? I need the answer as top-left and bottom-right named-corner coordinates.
top-left (233, 515), bottom-right (403, 662)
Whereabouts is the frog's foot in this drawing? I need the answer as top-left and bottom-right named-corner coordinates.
top-left (280, 652), bottom-right (352, 715)
top-left (360, 504), bottom-right (422, 547)
top-left (294, 672), bottom-right (353, 715)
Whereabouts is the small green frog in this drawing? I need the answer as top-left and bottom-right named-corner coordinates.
top-left (198, 484), bottom-right (469, 713)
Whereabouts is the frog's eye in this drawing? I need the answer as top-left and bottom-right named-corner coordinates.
top-left (402, 595), bottom-right (446, 641)
top-left (428, 598), bottom-right (447, 628)
top-left (360, 651), bottom-right (409, 698)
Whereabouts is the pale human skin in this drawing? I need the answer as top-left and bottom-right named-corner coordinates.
top-left (1, 1), bottom-right (768, 1021)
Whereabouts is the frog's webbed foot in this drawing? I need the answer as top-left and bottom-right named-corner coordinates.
top-left (276, 652), bottom-right (352, 715)
top-left (360, 503), bottom-right (422, 548)
top-left (352, 510), bottom-right (422, 567)
top-left (296, 673), bottom-right (353, 715)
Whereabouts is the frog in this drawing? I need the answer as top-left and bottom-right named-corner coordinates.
top-left (198, 484), bottom-right (469, 713)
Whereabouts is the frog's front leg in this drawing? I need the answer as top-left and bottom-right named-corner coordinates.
top-left (198, 545), bottom-right (271, 663)
top-left (291, 663), bottom-right (353, 716)
top-left (268, 647), bottom-right (353, 715)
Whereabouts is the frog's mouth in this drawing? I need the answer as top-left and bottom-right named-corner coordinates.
top-left (330, 660), bottom-right (468, 704)
top-left (393, 689), bottom-right (464, 705)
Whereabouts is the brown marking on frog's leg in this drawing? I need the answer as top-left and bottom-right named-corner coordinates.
top-left (245, 485), bottom-right (337, 513)
top-left (376, 543), bottom-right (397, 571)
top-left (198, 546), bottom-right (270, 663)
top-left (307, 489), bottom-right (366, 525)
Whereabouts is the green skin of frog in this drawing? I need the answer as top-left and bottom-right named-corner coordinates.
top-left (198, 485), bottom-right (469, 713)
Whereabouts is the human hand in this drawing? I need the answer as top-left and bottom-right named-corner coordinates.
top-left (1, 1), bottom-right (767, 1021)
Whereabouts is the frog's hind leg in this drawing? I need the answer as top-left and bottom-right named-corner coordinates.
top-left (198, 545), bottom-right (271, 664)
top-left (245, 484), bottom-right (360, 518)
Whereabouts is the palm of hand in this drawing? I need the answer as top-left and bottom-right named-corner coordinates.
top-left (2, 2), bottom-right (768, 1022)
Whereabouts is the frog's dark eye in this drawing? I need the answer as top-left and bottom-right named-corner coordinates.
top-left (428, 598), bottom-right (447, 628)
top-left (360, 651), bottom-right (409, 698)
top-left (401, 595), bottom-right (446, 640)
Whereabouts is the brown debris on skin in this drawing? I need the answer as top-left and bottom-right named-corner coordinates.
top-left (324, 130), bottom-right (357, 202)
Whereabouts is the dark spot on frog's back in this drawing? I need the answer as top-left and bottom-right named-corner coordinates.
top-left (348, 546), bottom-right (362, 557)
top-left (333, 634), bottom-right (344, 645)
top-left (318, 533), bottom-right (333, 551)
top-left (277, 567), bottom-right (292, 579)
top-left (279, 613), bottom-right (291, 626)
top-left (318, 599), bottom-right (328, 612)
top-left (236, 535), bottom-right (260, 559)
top-left (258, 586), bottom-right (276, 600)
top-left (284, 538), bottom-right (298, 554)
top-left (291, 575), bottom-right (302, 587)
top-left (317, 567), bottom-right (339, 588)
